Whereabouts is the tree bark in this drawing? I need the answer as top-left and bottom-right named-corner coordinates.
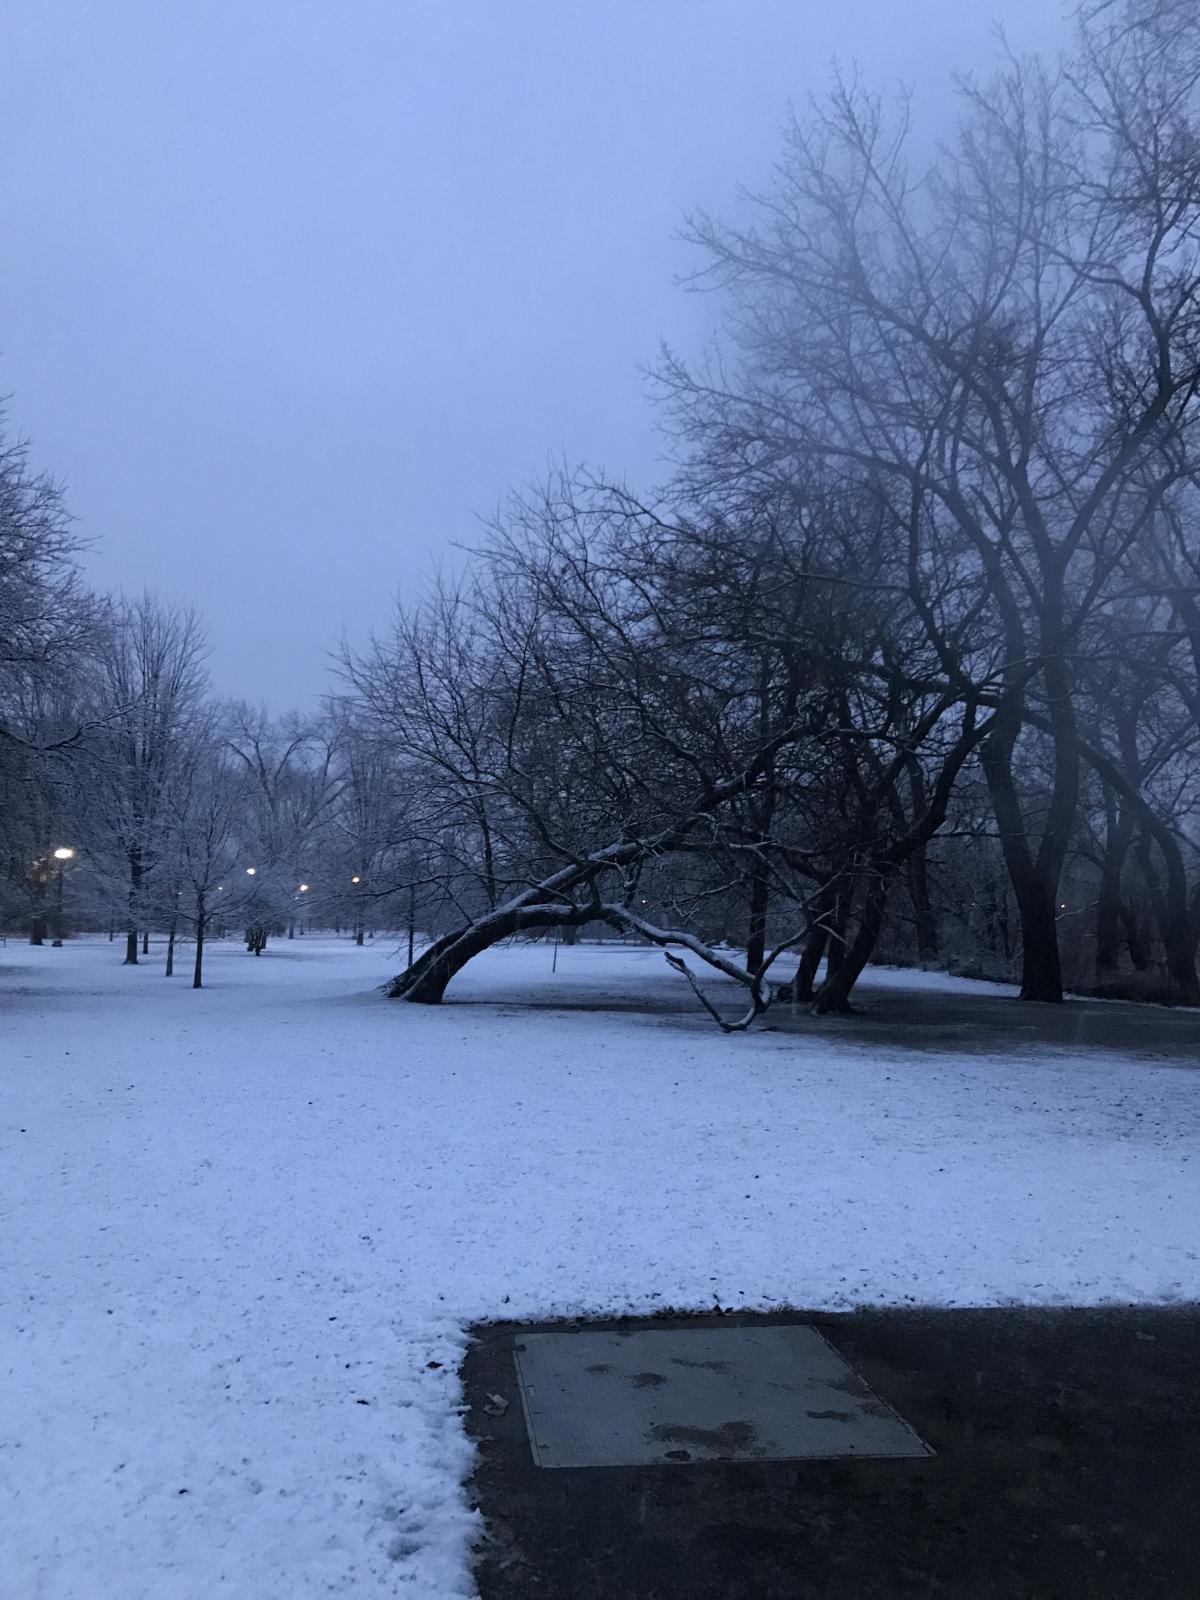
top-left (1133, 832), bottom-right (1200, 1004)
top-left (124, 846), bottom-right (143, 965)
top-left (980, 729), bottom-right (1065, 1002)
top-left (812, 876), bottom-right (891, 1013)
top-left (193, 895), bottom-right (206, 989)
top-left (1067, 727), bottom-right (1200, 1005)
top-left (1094, 789), bottom-right (1131, 982)
top-left (1123, 904), bottom-right (1150, 972)
top-left (790, 921), bottom-right (829, 1002)
top-left (745, 855), bottom-right (770, 976)
top-left (907, 846), bottom-right (938, 966)
top-left (390, 904), bottom-right (595, 1002)
top-left (813, 703), bottom-right (990, 1013)
top-left (905, 764), bottom-right (938, 964)
top-left (29, 871), bottom-right (46, 945)
top-left (822, 880), bottom-right (851, 986)
top-left (165, 917), bottom-right (177, 977)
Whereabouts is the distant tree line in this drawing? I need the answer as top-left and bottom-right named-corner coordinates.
top-left (4, 1), bottom-right (1200, 1022)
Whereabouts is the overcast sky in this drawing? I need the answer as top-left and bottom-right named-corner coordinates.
top-left (3, 1), bottom-right (1070, 706)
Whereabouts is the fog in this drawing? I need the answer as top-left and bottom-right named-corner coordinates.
top-left (3, 0), bottom-right (1069, 703)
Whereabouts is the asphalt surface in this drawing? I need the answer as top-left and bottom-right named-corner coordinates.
top-left (464, 1305), bottom-right (1200, 1599)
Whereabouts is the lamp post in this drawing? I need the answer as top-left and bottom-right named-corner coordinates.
top-left (52, 847), bottom-right (75, 946)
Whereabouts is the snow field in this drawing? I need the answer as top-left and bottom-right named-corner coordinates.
top-left (2, 936), bottom-right (1197, 1598)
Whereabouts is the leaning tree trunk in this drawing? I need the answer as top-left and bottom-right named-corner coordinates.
top-left (812, 875), bottom-right (891, 1014)
top-left (790, 920), bottom-right (829, 1002)
top-left (389, 904), bottom-right (595, 1002)
top-left (822, 880), bottom-right (852, 987)
top-left (776, 878), bottom-right (838, 1002)
top-left (812, 701), bottom-right (991, 1014)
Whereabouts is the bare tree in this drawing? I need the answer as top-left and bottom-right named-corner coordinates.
top-left (662, 1), bottom-right (1200, 1000)
top-left (86, 594), bottom-right (209, 963)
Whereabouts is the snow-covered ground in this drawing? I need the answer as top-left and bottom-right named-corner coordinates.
top-left (2, 935), bottom-right (1197, 1599)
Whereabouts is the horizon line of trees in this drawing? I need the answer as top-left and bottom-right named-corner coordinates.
top-left (5, 0), bottom-right (1200, 1026)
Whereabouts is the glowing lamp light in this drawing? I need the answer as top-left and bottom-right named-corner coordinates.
top-left (246, 867), bottom-right (257, 876)
top-left (53, 847), bottom-right (75, 861)
top-left (351, 875), bottom-right (361, 884)
top-left (299, 883), bottom-right (310, 893)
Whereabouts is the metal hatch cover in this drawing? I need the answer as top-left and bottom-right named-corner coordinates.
top-left (512, 1323), bottom-right (932, 1469)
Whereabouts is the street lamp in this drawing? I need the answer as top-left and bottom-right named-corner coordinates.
top-left (52, 847), bottom-right (75, 945)
top-left (246, 866), bottom-right (257, 876)
top-left (298, 883), bottom-right (309, 893)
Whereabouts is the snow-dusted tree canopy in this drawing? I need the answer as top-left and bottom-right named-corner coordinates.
top-left (5, 1), bottom-right (1200, 1020)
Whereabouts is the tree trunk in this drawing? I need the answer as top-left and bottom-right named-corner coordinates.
top-left (355, 924), bottom-right (364, 947)
top-left (812, 704), bottom-right (990, 1014)
top-left (823, 881), bottom-right (851, 985)
top-left (390, 904), bottom-right (594, 1002)
top-left (193, 897), bottom-right (206, 989)
top-left (165, 918), bottom-right (177, 977)
top-left (812, 876), bottom-right (890, 1013)
top-left (905, 765), bottom-right (938, 965)
top-left (745, 667), bottom-right (778, 976)
top-left (1094, 790), bottom-right (1131, 982)
top-left (1133, 832), bottom-right (1200, 1004)
top-left (790, 920), bottom-right (828, 1002)
top-left (908, 847), bottom-right (938, 966)
top-left (142, 929), bottom-right (150, 956)
top-left (979, 604), bottom-right (1080, 1005)
top-left (1123, 904), bottom-right (1150, 972)
top-left (124, 847), bottom-right (142, 965)
top-left (29, 872), bottom-right (46, 945)
top-left (1013, 882), bottom-right (1064, 1002)
top-left (745, 857), bottom-right (770, 976)
top-left (981, 732), bottom-right (1065, 1002)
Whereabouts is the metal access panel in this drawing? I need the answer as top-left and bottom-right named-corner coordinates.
top-left (512, 1323), bottom-right (932, 1468)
